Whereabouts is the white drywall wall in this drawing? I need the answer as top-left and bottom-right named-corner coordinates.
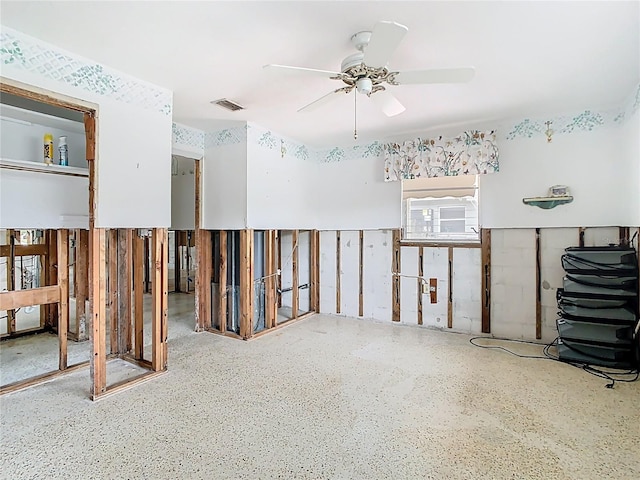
top-left (314, 156), bottom-right (401, 230)
top-left (96, 103), bottom-right (171, 228)
top-left (339, 231), bottom-right (360, 318)
top-left (1, 27), bottom-right (173, 228)
top-left (201, 142), bottom-right (247, 229)
top-left (246, 140), bottom-right (315, 230)
top-left (362, 229), bottom-right (392, 322)
top-left (170, 157), bottom-right (195, 231)
top-left (622, 108), bottom-right (640, 225)
top-left (0, 169), bottom-right (89, 229)
top-left (479, 126), bottom-right (633, 228)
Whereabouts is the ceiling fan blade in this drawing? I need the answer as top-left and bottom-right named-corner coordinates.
top-left (264, 64), bottom-right (342, 77)
top-left (392, 67), bottom-right (476, 85)
top-left (363, 21), bottom-right (408, 68)
top-left (370, 89), bottom-right (406, 117)
top-left (298, 89), bottom-right (347, 113)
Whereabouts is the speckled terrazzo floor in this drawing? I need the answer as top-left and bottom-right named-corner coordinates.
top-left (1, 309), bottom-right (639, 479)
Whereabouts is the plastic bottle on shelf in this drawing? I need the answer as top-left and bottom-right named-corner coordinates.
top-left (58, 136), bottom-right (68, 166)
top-left (44, 133), bottom-right (54, 165)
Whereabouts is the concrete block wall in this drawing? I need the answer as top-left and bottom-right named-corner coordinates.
top-left (490, 229), bottom-right (537, 340)
top-left (318, 227), bottom-right (636, 343)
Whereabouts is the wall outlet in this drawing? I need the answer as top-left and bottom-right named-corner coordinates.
top-left (421, 282), bottom-right (429, 294)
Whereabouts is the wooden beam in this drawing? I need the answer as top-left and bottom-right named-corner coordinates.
top-left (265, 230), bottom-right (275, 328)
top-left (144, 236), bottom-right (151, 293)
top-left (392, 229), bottom-right (401, 322)
top-left (400, 241), bottom-right (481, 249)
top-left (417, 246), bottom-right (424, 326)
top-left (277, 230), bottom-right (282, 308)
top-left (219, 230), bottom-right (228, 332)
top-left (0, 285), bottom-right (61, 311)
top-left (90, 228), bottom-right (107, 398)
top-left (174, 231), bottom-right (181, 292)
top-left (359, 230), bottom-right (364, 317)
top-left (46, 229), bottom-right (58, 328)
top-left (429, 278), bottom-right (437, 304)
top-left (57, 229), bottom-right (69, 370)
top-left (535, 228), bottom-right (542, 340)
top-left (117, 229), bottom-right (133, 353)
top-left (1, 361), bottom-right (89, 396)
top-left (201, 230), bottom-right (212, 331)
top-left (292, 230), bottom-right (299, 319)
top-left (239, 229), bottom-right (254, 339)
top-left (133, 232), bottom-right (144, 360)
top-left (74, 230), bottom-right (89, 341)
top-left (194, 160), bottom-right (202, 331)
top-left (447, 247), bottom-right (453, 329)
top-left (481, 228), bottom-right (491, 334)
top-left (336, 231), bottom-right (341, 314)
top-left (108, 229), bottom-right (118, 354)
top-left (619, 227), bottom-right (630, 247)
top-left (2, 82), bottom-right (94, 113)
top-left (578, 227), bottom-right (585, 247)
top-left (151, 228), bottom-right (168, 371)
top-left (216, 230), bottom-right (228, 332)
top-left (0, 244), bottom-right (48, 257)
top-left (310, 230), bottom-right (320, 313)
top-left (5, 230), bottom-right (15, 334)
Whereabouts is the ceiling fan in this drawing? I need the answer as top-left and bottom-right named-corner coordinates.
top-left (264, 21), bottom-right (475, 122)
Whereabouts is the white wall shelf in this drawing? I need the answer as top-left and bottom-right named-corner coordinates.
top-left (0, 104), bottom-right (85, 133)
top-left (0, 158), bottom-right (88, 177)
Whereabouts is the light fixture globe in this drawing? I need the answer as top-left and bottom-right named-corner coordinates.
top-left (356, 77), bottom-right (373, 95)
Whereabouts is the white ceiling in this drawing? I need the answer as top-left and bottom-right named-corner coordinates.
top-left (1, 1), bottom-right (638, 146)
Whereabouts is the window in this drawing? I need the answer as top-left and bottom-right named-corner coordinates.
top-left (402, 176), bottom-right (479, 242)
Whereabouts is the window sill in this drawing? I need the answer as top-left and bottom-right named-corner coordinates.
top-left (400, 239), bottom-right (481, 248)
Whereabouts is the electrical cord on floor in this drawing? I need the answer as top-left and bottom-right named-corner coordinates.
top-left (469, 336), bottom-right (549, 359)
top-left (471, 335), bottom-right (640, 389)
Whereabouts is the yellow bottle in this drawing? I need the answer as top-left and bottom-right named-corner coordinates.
top-left (44, 133), bottom-right (54, 165)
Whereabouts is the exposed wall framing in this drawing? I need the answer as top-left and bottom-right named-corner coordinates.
top-left (0, 81), bottom-right (167, 399)
top-left (481, 228), bottom-right (492, 333)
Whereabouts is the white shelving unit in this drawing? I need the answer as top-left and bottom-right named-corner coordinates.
top-left (0, 158), bottom-right (88, 177)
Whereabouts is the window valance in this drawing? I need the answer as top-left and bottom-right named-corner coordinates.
top-left (384, 130), bottom-right (499, 181)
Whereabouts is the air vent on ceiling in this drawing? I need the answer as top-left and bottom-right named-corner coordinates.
top-left (211, 98), bottom-right (244, 112)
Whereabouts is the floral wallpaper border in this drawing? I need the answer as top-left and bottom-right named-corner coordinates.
top-left (0, 26), bottom-right (172, 116)
top-left (172, 122), bottom-right (205, 153)
top-left (505, 82), bottom-right (639, 140)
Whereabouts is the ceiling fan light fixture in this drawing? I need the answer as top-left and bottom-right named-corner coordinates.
top-left (356, 78), bottom-right (373, 95)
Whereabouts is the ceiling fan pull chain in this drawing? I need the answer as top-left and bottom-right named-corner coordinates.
top-left (354, 89), bottom-right (358, 140)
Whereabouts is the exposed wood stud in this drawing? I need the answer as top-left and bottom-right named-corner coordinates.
top-left (448, 247), bottom-right (453, 329)
top-left (359, 230), bottom-right (364, 317)
top-left (400, 241), bottom-right (482, 249)
top-left (117, 229), bottom-right (133, 353)
top-left (201, 230), bottom-right (212, 331)
top-left (292, 230), bottom-right (299, 319)
top-left (108, 229), bottom-right (118, 354)
top-left (417, 246), bottom-right (424, 326)
top-left (90, 228), bottom-right (107, 398)
top-left (219, 230), bottom-right (228, 333)
top-left (57, 229), bottom-right (69, 370)
top-left (535, 228), bottom-right (542, 340)
top-left (0, 83), bottom-right (95, 113)
top-left (336, 231), bottom-right (341, 314)
top-left (5, 230), bottom-right (15, 334)
top-left (481, 228), bottom-right (491, 334)
top-left (277, 230), bottom-right (282, 308)
top-left (46, 229), bottom-right (59, 329)
top-left (310, 230), bottom-right (320, 313)
top-left (239, 230), bottom-right (254, 339)
top-left (1, 361), bottom-right (89, 396)
top-left (174, 231), bottom-right (181, 293)
top-left (133, 232), bottom-right (144, 360)
top-left (265, 230), bottom-right (275, 328)
top-left (144, 236), bottom-right (151, 294)
top-left (619, 227), bottom-right (630, 247)
top-left (392, 229), bottom-right (401, 322)
top-left (194, 160), bottom-right (202, 331)
top-left (151, 228), bottom-right (168, 371)
top-left (578, 227), bottom-right (585, 248)
top-left (0, 244), bottom-right (48, 257)
top-left (75, 230), bottom-right (89, 341)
